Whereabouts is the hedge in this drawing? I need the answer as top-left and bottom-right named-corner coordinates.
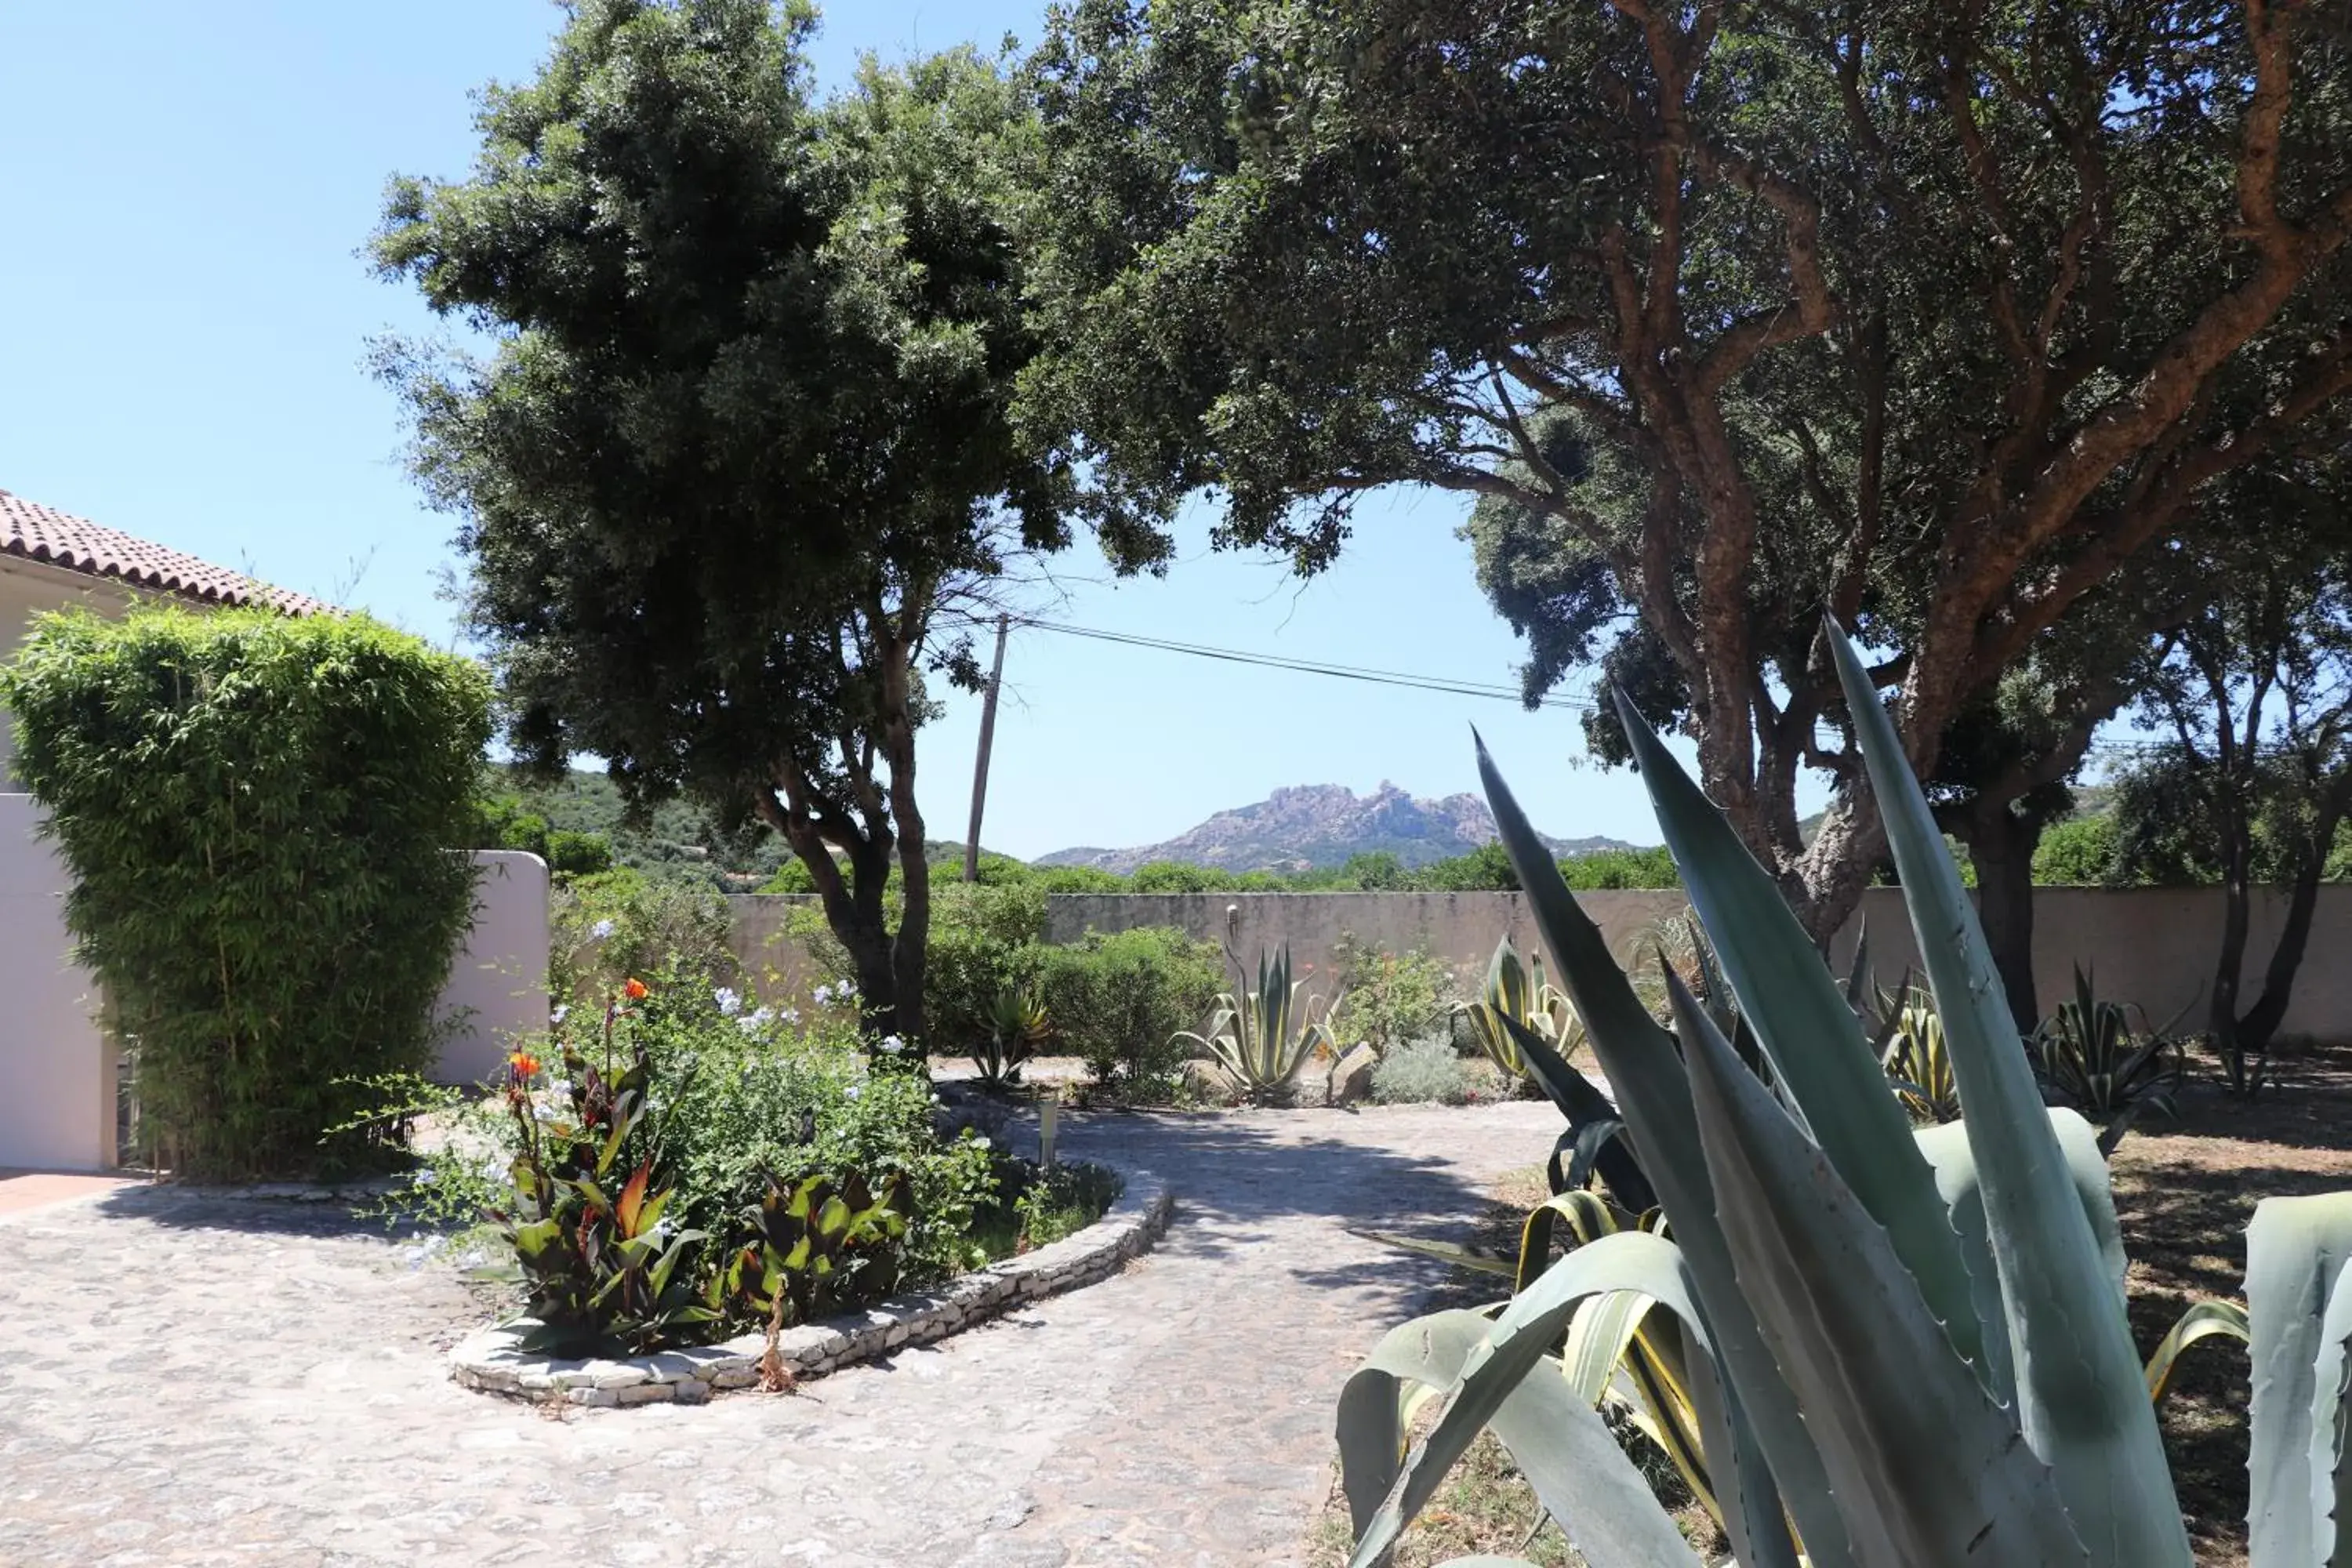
top-left (2, 606), bottom-right (492, 1178)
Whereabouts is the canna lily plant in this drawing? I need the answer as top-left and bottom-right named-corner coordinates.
top-left (1336, 619), bottom-right (2352, 1568)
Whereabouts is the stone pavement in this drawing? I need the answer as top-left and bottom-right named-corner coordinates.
top-left (0, 1101), bottom-right (1561, 1568)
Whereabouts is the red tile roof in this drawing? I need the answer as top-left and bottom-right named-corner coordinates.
top-left (0, 488), bottom-right (330, 616)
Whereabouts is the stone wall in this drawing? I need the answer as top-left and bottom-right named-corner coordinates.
top-left (731, 884), bottom-right (2352, 1041)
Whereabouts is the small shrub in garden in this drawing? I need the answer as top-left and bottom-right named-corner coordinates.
top-left (1370, 1034), bottom-right (1472, 1105)
top-left (0, 606), bottom-right (490, 1179)
top-left (1035, 926), bottom-right (1222, 1091)
top-left (551, 866), bottom-right (735, 1010)
top-left (1330, 937), bottom-right (1457, 1052)
top-left (1012, 1160), bottom-right (1122, 1248)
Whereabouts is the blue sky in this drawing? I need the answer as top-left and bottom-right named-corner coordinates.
top-left (0, 1), bottom-right (1757, 858)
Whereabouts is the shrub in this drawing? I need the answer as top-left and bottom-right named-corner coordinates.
top-left (1370, 1034), bottom-right (1472, 1105)
top-left (1036, 926), bottom-right (1223, 1090)
top-left (1128, 860), bottom-right (1220, 893)
top-left (551, 867), bottom-right (735, 1012)
top-left (1011, 1160), bottom-right (1121, 1248)
top-left (1557, 844), bottom-right (1682, 889)
top-left (1, 606), bottom-right (490, 1179)
top-left (1330, 937), bottom-right (1457, 1052)
top-left (1031, 863), bottom-right (1127, 894)
top-left (2033, 814), bottom-right (2118, 884)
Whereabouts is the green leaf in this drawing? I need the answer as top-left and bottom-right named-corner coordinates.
top-left (2145, 1301), bottom-right (2249, 1404)
top-left (1336, 1309), bottom-right (1498, 1543)
top-left (2245, 1192), bottom-right (2352, 1565)
top-left (1610, 688), bottom-right (1985, 1381)
top-left (1475, 731), bottom-right (1858, 1568)
top-left (1353, 1231), bottom-right (1706, 1566)
top-left (1828, 623), bottom-right (2193, 1568)
top-left (1667, 968), bottom-right (2089, 1566)
top-left (1912, 1108), bottom-right (2130, 1408)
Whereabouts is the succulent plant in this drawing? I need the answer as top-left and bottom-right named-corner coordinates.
top-left (1454, 935), bottom-right (1587, 1081)
top-left (1172, 944), bottom-right (1340, 1102)
top-left (1335, 620), bottom-right (2352, 1568)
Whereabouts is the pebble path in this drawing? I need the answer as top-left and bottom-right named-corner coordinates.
top-left (0, 1101), bottom-right (1561, 1568)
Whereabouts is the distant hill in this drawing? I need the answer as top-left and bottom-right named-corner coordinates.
top-left (1037, 782), bottom-right (1635, 875)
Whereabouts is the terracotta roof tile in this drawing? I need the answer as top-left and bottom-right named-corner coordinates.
top-left (0, 488), bottom-right (331, 616)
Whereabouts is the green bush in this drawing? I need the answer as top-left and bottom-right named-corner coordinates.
top-left (1330, 938), bottom-right (1457, 1052)
top-left (1036, 926), bottom-right (1224, 1090)
top-left (923, 881), bottom-right (1049, 1057)
top-left (1557, 845), bottom-right (1682, 889)
top-left (551, 867), bottom-right (735, 1012)
top-left (477, 792), bottom-right (616, 880)
top-left (1031, 864), bottom-right (1127, 894)
top-left (1, 606), bottom-right (491, 1179)
top-left (1128, 860), bottom-right (1220, 893)
top-left (2034, 815), bottom-right (2119, 884)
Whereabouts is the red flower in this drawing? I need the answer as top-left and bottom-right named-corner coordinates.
top-left (623, 978), bottom-right (649, 1002)
top-left (507, 1050), bottom-right (541, 1084)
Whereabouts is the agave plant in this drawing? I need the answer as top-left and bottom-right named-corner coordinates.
top-left (1879, 981), bottom-right (1962, 1126)
top-left (2034, 963), bottom-right (2186, 1123)
top-left (973, 984), bottom-right (1048, 1091)
top-left (1454, 936), bottom-right (1586, 1080)
top-left (1336, 620), bottom-right (2352, 1568)
top-left (1172, 944), bottom-right (1340, 1102)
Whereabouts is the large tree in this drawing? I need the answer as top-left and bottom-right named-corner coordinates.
top-left (2111, 477), bottom-right (2352, 1065)
top-left (376, 1), bottom-right (1068, 1043)
top-left (1018, 0), bottom-right (2352, 939)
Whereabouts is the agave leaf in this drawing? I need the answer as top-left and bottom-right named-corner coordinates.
top-left (1563, 1290), bottom-right (1655, 1405)
top-left (2310, 1256), bottom-right (2352, 1565)
top-left (1475, 731), bottom-right (1859, 1568)
top-left (1668, 967), bottom-right (2089, 1566)
top-left (1827, 623), bottom-right (2193, 1568)
top-left (1499, 1009), bottom-right (1658, 1213)
top-left (2145, 1301), bottom-right (2251, 1404)
top-left (2246, 1193), bottom-right (2352, 1565)
top-left (1911, 1108), bottom-right (2130, 1407)
top-left (1336, 1309), bottom-right (1504, 1543)
top-left (1679, 1316), bottom-right (1802, 1568)
top-left (1349, 1234), bottom-right (1708, 1568)
top-left (1349, 1227), bottom-right (1518, 1279)
top-left (1611, 688), bottom-right (1985, 1381)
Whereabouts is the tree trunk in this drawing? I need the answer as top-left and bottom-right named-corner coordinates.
top-left (1948, 804), bottom-right (2045, 1035)
top-left (2231, 779), bottom-right (2352, 1054)
top-left (2209, 808), bottom-right (2255, 1055)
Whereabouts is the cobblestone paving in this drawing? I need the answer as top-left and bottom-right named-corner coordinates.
top-left (0, 1101), bottom-right (1561, 1568)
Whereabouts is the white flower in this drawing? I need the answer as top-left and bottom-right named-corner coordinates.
top-left (846, 1084), bottom-right (862, 1101)
top-left (837, 979), bottom-right (858, 997)
top-left (813, 983), bottom-right (833, 1006)
top-left (878, 1033), bottom-right (905, 1054)
top-left (739, 1006), bottom-right (775, 1036)
top-left (713, 986), bottom-right (742, 1017)
top-left (550, 1004), bottom-right (569, 1026)
top-left (971, 1135), bottom-right (992, 1151)
top-left (781, 1007), bottom-right (800, 1025)
top-left (590, 919), bottom-right (616, 941)
top-left (412, 1167), bottom-right (438, 1186)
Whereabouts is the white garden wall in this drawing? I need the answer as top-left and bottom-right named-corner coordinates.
top-left (0, 818), bottom-right (550, 1173)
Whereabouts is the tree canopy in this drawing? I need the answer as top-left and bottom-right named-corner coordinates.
top-left (376, 0), bottom-right (1068, 1039)
top-left (1020, 0), bottom-right (2352, 936)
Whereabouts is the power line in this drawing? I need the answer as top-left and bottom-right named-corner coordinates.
top-left (1014, 616), bottom-right (1598, 713)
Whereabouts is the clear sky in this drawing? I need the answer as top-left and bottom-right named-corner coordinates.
top-left (0, 2), bottom-right (1776, 858)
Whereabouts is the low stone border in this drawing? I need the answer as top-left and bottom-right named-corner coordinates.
top-left (448, 1166), bottom-right (1173, 1406)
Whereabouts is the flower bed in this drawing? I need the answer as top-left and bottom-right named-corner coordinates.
top-left (450, 1163), bottom-right (1170, 1404)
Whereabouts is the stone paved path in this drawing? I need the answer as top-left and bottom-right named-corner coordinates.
top-left (0, 1102), bottom-right (1560, 1568)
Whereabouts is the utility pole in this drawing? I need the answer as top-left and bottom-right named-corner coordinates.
top-left (963, 614), bottom-right (1011, 883)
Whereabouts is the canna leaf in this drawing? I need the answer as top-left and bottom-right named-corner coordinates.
top-left (1828, 622), bottom-right (2194, 1568)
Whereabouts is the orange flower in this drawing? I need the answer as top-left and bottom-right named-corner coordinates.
top-left (507, 1050), bottom-right (542, 1083)
top-left (623, 978), bottom-right (649, 1001)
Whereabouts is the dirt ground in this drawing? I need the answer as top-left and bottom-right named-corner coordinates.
top-left (2113, 1042), bottom-right (2352, 1567)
